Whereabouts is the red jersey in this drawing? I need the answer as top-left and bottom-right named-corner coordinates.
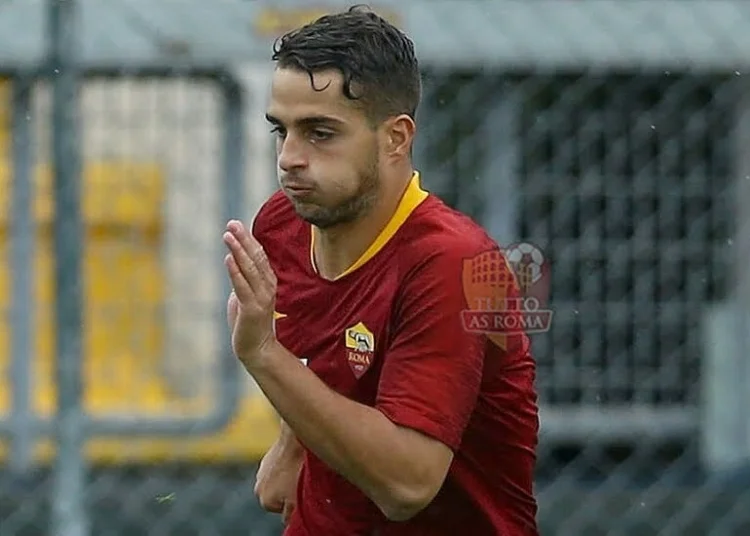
top-left (253, 171), bottom-right (539, 535)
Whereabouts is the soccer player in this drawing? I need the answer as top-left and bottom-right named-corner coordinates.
top-left (222, 5), bottom-right (540, 535)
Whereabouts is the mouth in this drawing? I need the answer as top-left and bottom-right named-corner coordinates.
top-left (283, 183), bottom-right (315, 196)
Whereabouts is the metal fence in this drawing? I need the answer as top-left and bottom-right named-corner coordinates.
top-left (418, 71), bottom-right (734, 427)
top-left (2, 1), bottom-right (750, 535)
top-left (0, 3), bottom-right (275, 530)
top-left (0, 65), bottom-right (267, 533)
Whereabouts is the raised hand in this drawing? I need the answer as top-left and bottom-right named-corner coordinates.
top-left (223, 220), bottom-right (278, 365)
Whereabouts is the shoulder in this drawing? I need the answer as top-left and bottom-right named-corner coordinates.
top-left (251, 189), bottom-right (299, 247)
top-left (397, 195), bottom-right (501, 279)
top-left (252, 189), bottom-right (295, 236)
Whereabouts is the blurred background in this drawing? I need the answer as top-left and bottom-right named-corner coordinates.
top-left (1, 0), bottom-right (750, 534)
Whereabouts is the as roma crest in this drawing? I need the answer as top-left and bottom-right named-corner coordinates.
top-left (344, 322), bottom-right (375, 379)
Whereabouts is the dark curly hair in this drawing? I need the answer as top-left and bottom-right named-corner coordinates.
top-left (271, 5), bottom-right (421, 124)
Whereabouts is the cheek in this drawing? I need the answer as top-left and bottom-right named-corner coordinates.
top-left (312, 158), bottom-right (359, 194)
top-left (324, 174), bottom-right (359, 203)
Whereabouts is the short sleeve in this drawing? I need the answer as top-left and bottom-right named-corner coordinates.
top-left (376, 245), bottom-right (493, 451)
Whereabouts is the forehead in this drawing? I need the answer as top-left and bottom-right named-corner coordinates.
top-left (267, 67), bottom-right (362, 123)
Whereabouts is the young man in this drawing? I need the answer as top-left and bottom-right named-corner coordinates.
top-left (222, 6), bottom-right (540, 535)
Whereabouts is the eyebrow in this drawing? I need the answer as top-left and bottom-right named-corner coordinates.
top-left (265, 113), bottom-right (345, 127)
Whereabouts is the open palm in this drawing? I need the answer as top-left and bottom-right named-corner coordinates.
top-left (223, 220), bottom-right (278, 363)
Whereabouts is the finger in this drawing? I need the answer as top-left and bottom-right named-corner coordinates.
top-left (226, 221), bottom-right (272, 285)
top-left (224, 253), bottom-right (255, 305)
top-left (227, 221), bottom-right (276, 289)
top-left (282, 501), bottom-right (295, 525)
top-left (223, 231), bottom-right (264, 297)
top-left (248, 237), bottom-right (276, 288)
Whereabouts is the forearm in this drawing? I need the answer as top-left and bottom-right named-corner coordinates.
top-left (245, 341), bottom-right (425, 517)
top-left (277, 419), bottom-right (304, 457)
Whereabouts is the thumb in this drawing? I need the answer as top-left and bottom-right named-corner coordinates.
top-left (227, 291), bottom-right (239, 328)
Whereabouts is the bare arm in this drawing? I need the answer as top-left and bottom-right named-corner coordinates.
top-left (247, 341), bottom-right (453, 522)
top-left (278, 418), bottom-right (303, 454)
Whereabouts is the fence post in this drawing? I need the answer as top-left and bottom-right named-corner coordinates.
top-left (48, 0), bottom-right (88, 534)
top-left (701, 78), bottom-right (750, 475)
top-left (9, 75), bottom-right (35, 476)
top-left (479, 79), bottom-right (520, 248)
top-left (735, 81), bottom-right (750, 469)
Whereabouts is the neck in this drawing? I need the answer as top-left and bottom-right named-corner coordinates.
top-left (313, 168), bottom-right (413, 281)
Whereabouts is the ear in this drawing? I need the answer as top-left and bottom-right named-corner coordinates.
top-left (381, 114), bottom-right (416, 159)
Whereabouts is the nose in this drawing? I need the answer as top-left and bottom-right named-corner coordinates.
top-left (277, 133), bottom-right (307, 172)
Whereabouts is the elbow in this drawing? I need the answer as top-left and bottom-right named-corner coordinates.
top-left (377, 483), bottom-right (440, 522)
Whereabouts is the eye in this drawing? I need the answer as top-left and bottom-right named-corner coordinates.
top-left (310, 129), bottom-right (334, 142)
top-left (270, 125), bottom-right (286, 138)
